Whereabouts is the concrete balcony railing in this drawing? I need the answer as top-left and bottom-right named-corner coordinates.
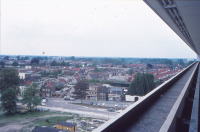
top-left (94, 62), bottom-right (199, 132)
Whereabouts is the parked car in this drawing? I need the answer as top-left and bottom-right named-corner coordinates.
top-left (93, 102), bottom-right (97, 106)
top-left (116, 110), bottom-right (123, 113)
top-left (41, 102), bottom-right (46, 106)
top-left (101, 103), bottom-right (105, 106)
top-left (70, 98), bottom-right (75, 101)
top-left (90, 102), bottom-right (93, 105)
top-left (64, 97), bottom-right (70, 100)
top-left (17, 97), bottom-right (23, 102)
top-left (42, 99), bottom-right (46, 103)
top-left (107, 108), bottom-right (115, 112)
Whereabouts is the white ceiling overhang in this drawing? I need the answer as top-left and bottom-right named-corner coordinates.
top-left (143, 0), bottom-right (200, 54)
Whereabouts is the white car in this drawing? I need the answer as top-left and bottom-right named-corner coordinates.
top-left (42, 99), bottom-right (46, 103)
top-left (41, 102), bottom-right (46, 106)
top-left (116, 110), bottom-right (123, 113)
top-left (101, 103), bottom-right (106, 106)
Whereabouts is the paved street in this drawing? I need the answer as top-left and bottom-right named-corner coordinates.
top-left (38, 98), bottom-right (134, 120)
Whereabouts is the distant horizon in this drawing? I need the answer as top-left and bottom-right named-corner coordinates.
top-left (0, 54), bottom-right (195, 60)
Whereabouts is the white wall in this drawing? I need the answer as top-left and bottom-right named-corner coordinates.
top-left (25, 66), bottom-right (32, 69)
top-left (125, 95), bottom-right (142, 102)
top-left (19, 73), bottom-right (25, 79)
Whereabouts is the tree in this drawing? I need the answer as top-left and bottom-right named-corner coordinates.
top-left (52, 71), bottom-right (58, 78)
top-left (188, 61), bottom-right (194, 66)
top-left (24, 56), bottom-right (29, 60)
top-left (57, 62), bottom-right (61, 66)
top-left (36, 56), bottom-right (44, 60)
top-left (71, 56), bottom-right (75, 61)
top-left (66, 62), bottom-right (70, 66)
top-left (58, 69), bottom-right (62, 74)
top-left (147, 63), bottom-right (153, 69)
top-left (0, 88), bottom-right (18, 114)
top-left (31, 58), bottom-right (40, 65)
top-left (178, 59), bottom-right (185, 66)
top-left (17, 55), bottom-right (20, 60)
top-left (84, 63), bottom-right (87, 67)
top-left (42, 61), bottom-right (46, 66)
top-left (128, 69), bottom-right (134, 75)
top-left (22, 82), bottom-right (41, 111)
top-left (75, 64), bottom-right (81, 68)
top-left (122, 64), bottom-right (127, 68)
top-left (56, 84), bottom-right (65, 91)
top-left (44, 56), bottom-right (48, 60)
top-left (127, 73), bottom-right (155, 96)
top-left (50, 61), bottom-right (57, 66)
top-left (4, 56), bottom-right (9, 60)
top-left (12, 61), bottom-right (18, 67)
top-left (74, 80), bottom-right (89, 103)
top-left (32, 62), bottom-right (37, 66)
top-left (0, 68), bottom-right (20, 94)
top-left (0, 61), bottom-right (5, 67)
top-left (61, 61), bottom-right (65, 66)
top-left (92, 62), bottom-right (97, 67)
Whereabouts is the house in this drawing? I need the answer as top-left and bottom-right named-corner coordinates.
top-left (65, 76), bottom-right (77, 84)
top-left (108, 87), bottom-right (124, 101)
top-left (97, 86), bottom-right (109, 101)
top-left (19, 80), bottom-right (32, 96)
top-left (73, 69), bottom-right (87, 81)
top-left (32, 126), bottom-right (69, 132)
top-left (73, 72), bottom-right (81, 81)
top-left (107, 75), bottom-right (130, 82)
top-left (86, 84), bottom-right (103, 100)
top-left (40, 81), bottom-right (56, 97)
top-left (85, 73), bottom-right (99, 80)
top-left (56, 122), bottom-right (77, 132)
top-left (30, 72), bottom-right (41, 81)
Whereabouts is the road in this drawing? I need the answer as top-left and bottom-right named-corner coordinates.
top-left (38, 98), bottom-right (134, 120)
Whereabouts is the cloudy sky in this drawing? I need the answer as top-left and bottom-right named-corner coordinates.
top-left (1, 0), bottom-right (196, 58)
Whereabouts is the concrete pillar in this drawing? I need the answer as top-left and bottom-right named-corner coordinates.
top-left (197, 55), bottom-right (200, 61)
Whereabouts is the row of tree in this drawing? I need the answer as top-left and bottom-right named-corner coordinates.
top-left (50, 61), bottom-right (70, 66)
top-left (0, 68), bottom-right (41, 114)
top-left (127, 73), bottom-right (155, 96)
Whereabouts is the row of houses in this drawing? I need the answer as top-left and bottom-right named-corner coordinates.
top-left (86, 84), bottom-right (126, 102)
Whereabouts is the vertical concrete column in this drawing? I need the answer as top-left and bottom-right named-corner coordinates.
top-left (197, 54), bottom-right (200, 61)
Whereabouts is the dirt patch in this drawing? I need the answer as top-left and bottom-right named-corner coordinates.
top-left (0, 113), bottom-right (71, 132)
top-left (0, 123), bottom-right (27, 132)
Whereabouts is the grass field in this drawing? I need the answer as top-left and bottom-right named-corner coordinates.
top-left (0, 111), bottom-right (49, 120)
top-left (34, 116), bottom-right (73, 127)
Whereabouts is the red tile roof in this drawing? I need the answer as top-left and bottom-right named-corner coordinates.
top-left (72, 68), bottom-right (80, 71)
top-left (46, 82), bottom-right (52, 87)
top-left (59, 79), bottom-right (65, 82)
top-left (24, 81), bottom-right (32, 87)
top-left (63, 67), bottom-right (69, 70)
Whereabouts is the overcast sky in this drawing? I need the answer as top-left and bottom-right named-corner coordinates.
top-left (1, 0), bottom-right (196, 58)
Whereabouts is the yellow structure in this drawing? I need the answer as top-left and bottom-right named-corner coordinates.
top-left (56, 122), bottom-right (77, 132)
